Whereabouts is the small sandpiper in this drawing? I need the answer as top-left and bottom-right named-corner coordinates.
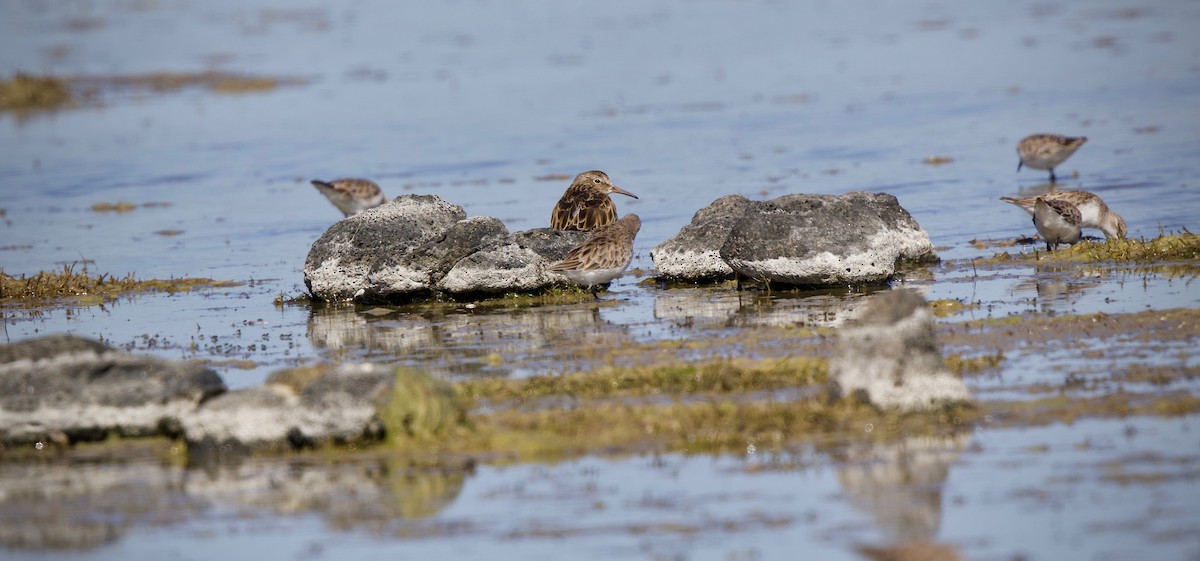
top-left (1033, 197), bottom-right (1082, 251)
top-left (550, 170), bottom-right (638, 231)
top-left (548, 213), bottom-right (641, 297)
top-left (310, 178), bottom-right (388, 216)
top-left (1016, 133), bottom-right (1088, 183)
top-left (1000, 189), bottom-right (1126, 239)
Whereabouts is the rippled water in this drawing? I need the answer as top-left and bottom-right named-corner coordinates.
top-left (2, 0), bottom-right (1199, 559)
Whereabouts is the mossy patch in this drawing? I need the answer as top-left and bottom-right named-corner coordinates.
top-left (1, 71), bottom-right (308, 115)
top-left (378, 369), bottom-right (469, 446)
top-left (0, 262), bottom-right (239, 303)
top-left (97, 71), bottom-right (305, 94)
top-left (91, 202), bottom-right (139, 213)
top-left (979, 231), bottom-right (1200, 264)
top-left (929, 298), bottom-right (975, 317)
top-left (457, 357), bottom-right (828, 407)
top-left (0, 73), bottom-right (73, 112)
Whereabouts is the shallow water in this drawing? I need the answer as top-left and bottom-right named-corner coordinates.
top-left (2, 0), bottom-right (1200, 559)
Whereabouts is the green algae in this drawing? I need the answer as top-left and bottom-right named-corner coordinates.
top-left (929, 298), bottom-right (976, 317)
top-left (0, 262), bottom-right (239, 303)
top-left (979, 231), bottom-right (1200, 264)
top-left (0, 73), bottom-right (73, 112)
top-left (457, 356), bottom-right (827, 407)
top-left (378, 368), bottom-right (469, 446)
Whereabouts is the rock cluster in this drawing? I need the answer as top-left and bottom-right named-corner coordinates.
top-left (303, 195), bottom-right (588, 301)
top-left (0, 335), bottom-right (463, 450)
top-left (652, 192), bottom-right (937, 286)
top-left (0, 335), bottom-right (224, 444)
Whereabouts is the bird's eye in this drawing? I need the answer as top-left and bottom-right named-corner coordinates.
top-left (593, 178), bottom-right (601, 184)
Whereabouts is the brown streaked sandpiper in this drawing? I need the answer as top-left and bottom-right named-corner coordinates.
top-left (550, 170), bottom-right (638, 231)
top-left (1000, 189), bottom-right (1126, 239)
top-left (1016, 133), bottom-right (1088, 183)
top-left (548, 213), bottom-right (641, 296)
top-left (310, 178), bottom-right (387, 217)
top-left (1032, 197), bottom-right (1082, 251)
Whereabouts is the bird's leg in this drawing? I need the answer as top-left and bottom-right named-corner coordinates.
top-left (1048, 168), bottom-right (1057, 184)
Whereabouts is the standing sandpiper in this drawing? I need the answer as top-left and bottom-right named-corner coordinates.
top-left (310, 178), bottom-right (388, 217)
top-left (548, 213), bottom-right (641, 297)
top-left (1016, 134), bottom-right (1088, 183)
top-left (1032, 198), bottom-right (1082, 251)
top-left (1000, 189), bottom-right (1126, 240)
top-left (550, 170), bottom-right (638, 231)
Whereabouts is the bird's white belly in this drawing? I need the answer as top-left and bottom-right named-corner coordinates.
top-left (558, 265), bottom-right (628, 287)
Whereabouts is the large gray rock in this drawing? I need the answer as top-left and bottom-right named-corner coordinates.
top-left (651, 195), bottom-right (755, 281)
top-left (0, 335), bottom-right (225, 444)
top-left (304, 195), bottom-right (468, 300)
top-left (304, 196), bottom-right (590, 300)
top-left (180, 363), bottom-right (464, 449)
top-left (829, 290), bottom-right (971, 411)
top-left (720, 192), bottom-right (937, 286)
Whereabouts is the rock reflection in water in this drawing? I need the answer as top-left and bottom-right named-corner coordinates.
top-left (833, 432), bottom-right (969, 543)
top-left (654, 285), bottom-right (908, 330)
top-left (0, 460), bottom-right (194, 551)
top-left (0, 455), bottom-right (467, 552)
top-left (185, 457), bottom-right (468, 529)
top-left (307, 303), bottom-right (635, 379)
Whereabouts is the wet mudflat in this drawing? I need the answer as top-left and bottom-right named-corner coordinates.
top-left (2, 1), bottom-right (1200, 560)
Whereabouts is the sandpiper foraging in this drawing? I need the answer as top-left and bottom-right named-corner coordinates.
top-left (1000, 189), bottom-right (1126, 240)
top-left (1032, 197), bottom-right (1082, 251)
top-left (310, 178), bottom-right (388, 216)
top-left (550, 170), bottom-right (638, 231)
top-left (548, 213), bottom-right (641, 297)
top-left (1016, 133), bottom-right (1088, 183)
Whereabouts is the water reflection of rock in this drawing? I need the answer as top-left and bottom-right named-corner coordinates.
top-left (833, 433), bottom-right (969, 542)
top-left (0, 456), bottom-right (467, 552)
top-left (307, 304), bottom-right (634, 378)
top-left (654, 286), bottom-right (926, 330)
top-left (0, 460), bottom-right (195, 550)
top-left (185, 457), bottom-right (468, 527)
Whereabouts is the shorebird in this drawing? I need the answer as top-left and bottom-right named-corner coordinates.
top-left (1000, 189), bottom-right (1126, 240)
top-left (548, 213), bottom-right (641, 297)
top-left (550, 170), bottom-right (638, 231)
top-left (1016, 134), bottom-right (1088, 183)
top-left (310, 178), bottom-right (387, 216)
top-left (1033, 197), bottom-right (1082, 251)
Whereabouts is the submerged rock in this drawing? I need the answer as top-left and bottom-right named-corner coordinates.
top-left (0, 334), bottom-right (225, 444)
top-left (303, 195), bottom-right (589, 301)
top-left (829, 289), bottom-right (971, 411)
top-left (653, 192), bottom-right (936, 286)
top-left (180, 363), bottom-right (465, 450)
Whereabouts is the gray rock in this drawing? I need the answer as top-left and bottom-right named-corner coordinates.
top-left (304, 196), bottom-right (592, 301)
top-left (438, 242), bottom-right (554, 295)
top-left (829, 289), bottom-right (971, 411)
top-left (651, 195), bottom-right (755, 281)
top-left (409, 216), bottom-right (511, 280)
top-left (304, 194), bottom-right (467, 301)
top-left (180, 363), bottom-right (463, 449)
top-left (0, 335), bottom-right (225, 444)
top-left (513, 227), bottom-right (591, 261)
top-left (438, 228), bottom-right (587, 295)
top-left (720, 192), bottom-right (936, 286)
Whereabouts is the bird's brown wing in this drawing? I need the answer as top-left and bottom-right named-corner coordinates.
top-left (551, 189), bottom-right (616, 231)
